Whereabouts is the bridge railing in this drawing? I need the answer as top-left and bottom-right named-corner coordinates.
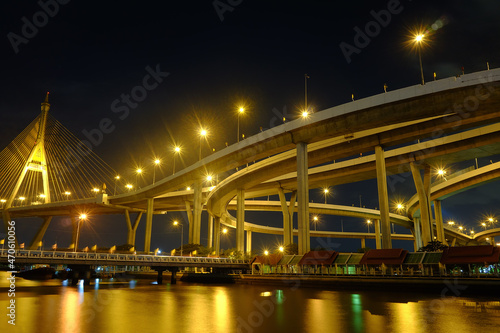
top-left (0, 249), bottom-right (247, 264)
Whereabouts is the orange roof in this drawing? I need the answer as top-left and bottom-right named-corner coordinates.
top-left (251, 253), bottom-right (283, 265)
top-left (440, 245), bottom-right (500, 264)
top-left (298, 251), bottom-right (338, 265)
top-left (359, 249), bottom-right (408, 265)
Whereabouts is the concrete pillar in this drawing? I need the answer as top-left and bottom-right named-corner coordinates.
top-left (413, 217), bottom-right (423, 249)
top-left (375, 145), bottom-right (392, 249)
top-left (144, 198), bottom-right (154, 253)
top-left (70, 216), bottom-right (78, 249)
top-left (410, 162), bottom-right (431, 245)
top-left (423, 165), bottom-right (435, 240)
top-left (278, 188), bottom-right (295, 245)
top-left (361, 238), bottom-right (366, 249)
top-left (296, 142), bottom-right (310, 255)
top-left (29, 216), bottom-right (52, 250)
top-left (434, 200), bottom-right (446, 244)
top-left (374, 219), bottom-right (381, 249)
top-left (185, 201), bottom-right (194, 244)
top-left (236, 189), bottom-right (245, 253)
top-left (214, 216), bottom-right (221, 256)
top-left (125, 210), bottom-right (143, 246)
top-left (207, 215), bottom-right (214, 248)
top-left (193, 181), bottom-right (203, 244)
top-left (246, 230), bottom-right (252, 254)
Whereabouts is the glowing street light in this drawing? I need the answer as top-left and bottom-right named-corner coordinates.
top-left (413, 33), bottom-right (426, 85)
top-left (237, 107), bottom-right (245, 143)
top-left (153, 158), bottom-right (161, 185)
top-left (448, 221), bottom-right (455, 226)
top-left (0, 199), bottom-right (6, 209)
top-left (301, 110), bottom-right (309, 119)
top-left (199, 128), bottom-right (208, 161)
top-left (322, 187), bottom-right (331, 204)
top-left (173, 220), bottom-right (183, 256)
top-left (482, 222), bottom-right (487, 230)
top-left (264, 250), bottom-right (269, 256)
top-left (64, 192), bottom-right (71, 200)
top-left (126, 184), bottom-right (133, 191)
top-left (366, 219), bottom-right (372, 233)
top-left (173, 146), bottom-right (181, 175)
top-left (114, 175), bottom-right (120, 195)
top-left (222, 228), bottom-right (228, 234)
top-left (312, 215), bottom-right (319, 231)
top-left (279, 246), bottom-right (284, 253)
top-left (75, 214), bottom-right (87, 252)
top-left (136, 168), bottom-right (143, 188)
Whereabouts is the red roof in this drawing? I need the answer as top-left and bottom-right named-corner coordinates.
top-left (359, 249), bottom-right (408, 265)
top-left (251, 253), bottom-right (283, 265)
top-left (298, 251), bottom-right (338, 266)
top-left (440, 245), bottom-right (500, 265)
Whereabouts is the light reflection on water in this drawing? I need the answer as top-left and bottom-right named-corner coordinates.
top-left (1, 272), bottom-right (499, 333)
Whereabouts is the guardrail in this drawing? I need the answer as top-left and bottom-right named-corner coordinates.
top-left (0, 249), bottom-right (247, 265)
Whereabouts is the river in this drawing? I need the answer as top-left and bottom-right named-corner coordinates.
top-left (1, 272), bottom-right (499, 333)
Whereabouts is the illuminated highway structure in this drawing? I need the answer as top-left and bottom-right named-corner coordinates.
top-left (2, 70), bottom-right (500, 253)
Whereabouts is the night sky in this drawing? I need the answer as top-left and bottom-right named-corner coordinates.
top-left (1, 0), bottom-right (499, 252)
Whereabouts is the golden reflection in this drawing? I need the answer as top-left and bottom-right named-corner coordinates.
top-left (390, 302), bottom-right (419, 333)
top-left (60, 288), bottom-right (81, 332)
top-left (214, 287), bottom-right (231, 332)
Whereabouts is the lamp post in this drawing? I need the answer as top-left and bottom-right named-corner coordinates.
top-left (366, 219), bottom-right (372, 233)
top-left (173, 146), bottom-right (181, 175)
top-left (173, 220), bottom-right (183, 256)
top-left (114, 175), bottom-right (120, 195)
top-left (323, 188), bottom-right (329, 204)
top-left (199, 128), bottom-right (207, 161)
top-left (237, 107), bottom-right (244, 143)
top-left (75, 214), bottom-right (87, 252)
top-left (0, 199), bottom-right (5, 209)
top-left (153, 159), bottom-right (160, 184)
top-left (312, 215), bottom-right (319, 231)
top-left (414, 33), bottom-right (425, 85)
top-left (136, 168), bottom-right (142, 188)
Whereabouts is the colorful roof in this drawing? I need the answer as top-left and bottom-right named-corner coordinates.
top-left (359, 249), bottom-right (408, 265)
top-left (298, 251), bottom-right (338, 266)
top-left (440, 245), bottom-right (500, 265)
top-left (251, 253), bottom-right (283, 265)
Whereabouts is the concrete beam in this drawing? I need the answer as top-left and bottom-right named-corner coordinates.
top-left (410, 162), bottom-right (431, 245)
top-left (28, 217), bottom-right (52, 250)
top-left (297, 142), bottom-right (310, 255)
top-left (144, 198), bottom-right (154, 253)
top-left (236, 189), bottom-right (245, 253)
top-left (375, 146), bottom-right (391, 249)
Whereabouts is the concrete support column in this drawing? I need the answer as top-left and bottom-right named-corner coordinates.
top-left (214, 216), bottom-right (221, 256)
top-left (423, 165), bottom-right (435, 240)
top-left (375, 145), bottom-right (391, 249)
top-left (185, 201), bottom-right (194, 243)
top-left (236, 189), bottom-right (245, 253)
top-left (361, 238), bottom-right (366, 249)
top-left (374, 219), bottom-right (381, 249)
top-left (193, 181), bottom-right (203, 244)
top-left (296, 142), bottom-right (310, 255)
top-left (125, 210), bottom-right (143, 246)
top-left (246, 230), bottom-right (252, 254)
top-left (70, 216), bottom-right (78, 249)
top-left (410, 162), bottom-right (431, 245)
top-left (144, 198), bottom-right (154, 253)
top-left (207, 215), bottom-right (214, 248)
top-left (278, 188), bottom-right (295, 245)
top-left (434, 200), bottom-right (446, 244)
top-left (29, 216), bottom-right (52, 250)
top-left (413, 217), bottom-right (423, 250)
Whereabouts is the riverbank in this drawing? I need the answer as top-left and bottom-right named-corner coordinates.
top-left (238, 274), bottom-right (500, 295)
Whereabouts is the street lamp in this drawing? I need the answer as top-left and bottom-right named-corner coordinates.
top-left (222, 228), bottom-right (228, 234)
top-left (323, 188), bottom-right (330, 204)
top-left (136, 168), bottom-right (142, 188)
top-left (126, 184), bottom-right (133, 191)
top-left (153, 158), bottom-right (161, 184)
top-left (114, 175), bottom-right (120, 195)
top-left (0, 199), bottom-right (6, 209)
top-left (173, 146), bottom-right (181, 175)
top-left (312, 215), bottom-right (319, 231)
top-left (63, 192), bottom-right (71, 200)
top-left (237, 107), bottom-right (244, 143)
top-left (173, 220), bottom-right (183, 256)
top-left (366, 219), bottom-right (372, 233)
top-left (75, 214), bottom-right (87, 252)
top-left (414, 33), bottom-right (425, 85)
top-left (279, 246), bottom-right (284, 253)
top-left (264, 250), bottom-right (269, 256)
top-left (199, 128), bottom-right (208, 161)
top-left (448, 220), bottom-right (455, 226)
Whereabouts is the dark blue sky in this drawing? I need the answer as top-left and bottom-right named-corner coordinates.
top-left (1, 0), bottom-right (499, 252)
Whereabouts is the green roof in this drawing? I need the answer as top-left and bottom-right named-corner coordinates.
top-left (288, 255), bottom-right (302, 265)
top-left (277, 255), bottom-right (295, 265)
top-left (404, 253), bottom-right (424, 264)
top-left (347, 253), bottom-right (364, 265)
top-left (422, 252), bottom-right (443, 264)
top-left (334, 254), bottom-right (351, 265)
